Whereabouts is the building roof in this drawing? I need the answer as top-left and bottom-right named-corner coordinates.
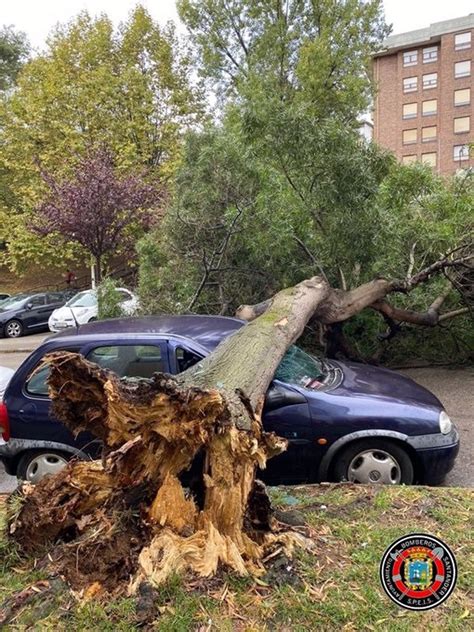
top-left (374, 13), bottom-right (474, 57)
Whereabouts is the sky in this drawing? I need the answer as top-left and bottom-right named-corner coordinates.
top-left (2, 0), bottom-right (474, 50)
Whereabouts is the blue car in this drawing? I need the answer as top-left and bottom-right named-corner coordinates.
top-left (0, 315), bottom-right (459, 485)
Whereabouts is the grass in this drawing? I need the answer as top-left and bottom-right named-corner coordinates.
top-left (0, 484), bottom-right (472, 630)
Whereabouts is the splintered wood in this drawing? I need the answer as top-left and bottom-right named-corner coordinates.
top-left (9, 277), bottom-right (327, 593)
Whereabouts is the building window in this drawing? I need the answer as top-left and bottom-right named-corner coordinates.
top-left (453, 144), bottom-right (470, 161)
top-left (403, 103), bottom-right (417, 119)
top-left (454, 88), bottom-right (471, 106)
top-left (454, 116), bottom-right (470, 134)
top-left (402, 155), bottom-right (417, 165)
top-left (422, 99), bottom-right (437, 116)
top-left (454, 60), bottom-right (471, 78)
top-left (403, 129), bottom-right (417, 144)
top-left (403, 76), bottom-right (418, 93)
top-left (403, 50), bottom-right (418, 66)
top-left (421, 152), bottom-right (437, 167)
top-left (423, 46), bottom-right (438, 63)
top-left (455, 32), bottom-right (471, 51)
top-left (422, 126), bottom-right (437, 142)
top-left (422, 73), bottom-right (437, 89)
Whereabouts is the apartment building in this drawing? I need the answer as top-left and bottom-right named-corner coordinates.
top-left (373, 14), bottom-right (474, 175)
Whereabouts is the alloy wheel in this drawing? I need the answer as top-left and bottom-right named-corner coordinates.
top-left (6, 321), bottom-right (22, 338)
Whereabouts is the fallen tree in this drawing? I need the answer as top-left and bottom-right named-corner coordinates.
top-left (8, 250), bottom-right (473, 594)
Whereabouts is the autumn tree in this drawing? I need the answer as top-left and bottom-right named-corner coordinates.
top-left (0, 6), bottom-right (202, 273)
top-left (33, 147), bottom-right (160, 282)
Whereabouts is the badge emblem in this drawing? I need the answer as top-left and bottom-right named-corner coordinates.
top-left (380, 533), bottom-right (457, 610)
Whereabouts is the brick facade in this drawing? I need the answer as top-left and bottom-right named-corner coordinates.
top-left (373, 16), bottom-right (474, 175)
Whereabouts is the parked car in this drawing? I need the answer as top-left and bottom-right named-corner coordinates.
top-left (0, 293), bottom-right (10, 302)
top-left (48, 288), bottom-right (138, 332)
top-left (0, 316), bottom-right (459, 486)
top-left (0, 292), bottom-right (70, 338)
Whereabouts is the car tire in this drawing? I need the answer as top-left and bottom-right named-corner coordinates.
top-left (88, 317), bottom-right (97, 322)
top-left (17, 450), bottom-right (70, 484)
top-left (332, 439), bottom-right (414, 485)
top-left (4, 319), bottom-right (23, 338)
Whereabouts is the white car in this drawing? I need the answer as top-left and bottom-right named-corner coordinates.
top-left (48, 288), bottom-right (139, 332)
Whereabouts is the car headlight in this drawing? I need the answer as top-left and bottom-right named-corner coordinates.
top-left (439, 411), bottom-right (452, 434)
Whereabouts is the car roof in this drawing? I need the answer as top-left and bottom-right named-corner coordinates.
top-left (47, 315), bottom-right (245, 352)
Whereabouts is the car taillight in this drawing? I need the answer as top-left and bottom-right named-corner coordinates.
top-left (0, 402), bottom-right (10, 441)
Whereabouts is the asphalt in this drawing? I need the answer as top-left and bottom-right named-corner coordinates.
top-left (0, 334), bottom-right (472, 491)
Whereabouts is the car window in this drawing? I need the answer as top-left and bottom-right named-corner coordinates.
top-left (47, 292), bottom-right (64, 303)
top-left (29, 294), bottom-right (46, 307)
top-left (0, 295), bottom-right (28, 311)
top-left (25, 347), bottom-right (82, 397)
top-left (274, 345), bottom-right (326, 388)
top-left (26, 364), bottom-right (50, 396)
top-left (67, 291), bottom-right (97, 308)
top-left (176, 347), bottom-right (202, 372)
top-left (87, 344), bottom-right (163, 378)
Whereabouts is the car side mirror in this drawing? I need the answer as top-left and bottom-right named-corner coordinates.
top-left (26, 303), bottom-right (34, 310)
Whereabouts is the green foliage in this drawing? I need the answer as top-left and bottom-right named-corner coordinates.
top-left (97, 277), bottom-right (124, 320)
top-left (0, 25), bottom-right (29, 92)
top-left (138, 119), bottom-right (394, 314)
top-left (178, 0), bottom-right (388, 113)
top-left (0, 6), bottom-right (203, 273)
top-left (140, 0), bottom-right (472, 364)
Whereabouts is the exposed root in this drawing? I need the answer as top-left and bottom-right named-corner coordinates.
top-left (8, 340), bottom-right (308, 594)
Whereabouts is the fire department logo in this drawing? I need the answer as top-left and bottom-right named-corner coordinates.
top-left (380, 533), bottom-right (457, 610)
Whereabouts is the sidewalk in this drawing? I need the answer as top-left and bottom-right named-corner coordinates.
top-left (0, 333), bottom-right (50, 353)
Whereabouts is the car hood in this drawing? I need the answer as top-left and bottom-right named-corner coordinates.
top-left (52, 306), bottom-right (95, 318)
top-left (329, 360), bottom-right (443, 409)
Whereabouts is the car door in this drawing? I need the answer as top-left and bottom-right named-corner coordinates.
top-left (167, 339), bottom-right (315, 484)
top-left (22, 294), bottom-right (48, 330)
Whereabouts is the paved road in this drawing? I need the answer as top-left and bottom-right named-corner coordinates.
top-left (0, 335), bottom-right (472, 490)
top-left (403, 366), bottom-right (474, 488)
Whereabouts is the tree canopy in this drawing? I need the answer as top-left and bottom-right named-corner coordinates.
top-left (34, 147), bottom-right (160, 281)
top-left (0, 25), bottom-right (29, 92)
top-left (0, 6), bottom-right (202, 273)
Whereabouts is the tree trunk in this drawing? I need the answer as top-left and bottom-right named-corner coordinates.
top-left (10, 277), bottom-right (328, 593)
top-left (95, 254), bottom-right (102, 284)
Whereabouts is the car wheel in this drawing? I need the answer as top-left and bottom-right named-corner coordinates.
top-left (4, 319), bottom-right (23, 338)
top-left (88, 317), bottom-right (97, 322)
top-left (17, 450), bottom-right (70, 484)
top-left (332, 439), bottom-right (414, 485)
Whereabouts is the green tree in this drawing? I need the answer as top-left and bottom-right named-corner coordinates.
top-left (0, 25), bottom-right (29, 92)
top-left (0, 5), bottom-right (202, 273)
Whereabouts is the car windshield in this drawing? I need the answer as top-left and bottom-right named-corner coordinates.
top-left (0, 295), bottom-right (28, 311)
top-left (275, 345), bottom-right (326, 388)
top-left (66, 291), bottom-right (97, 308)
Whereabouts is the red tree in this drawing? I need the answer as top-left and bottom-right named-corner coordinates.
top-left (34, 148), bottom-right (160, 281)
